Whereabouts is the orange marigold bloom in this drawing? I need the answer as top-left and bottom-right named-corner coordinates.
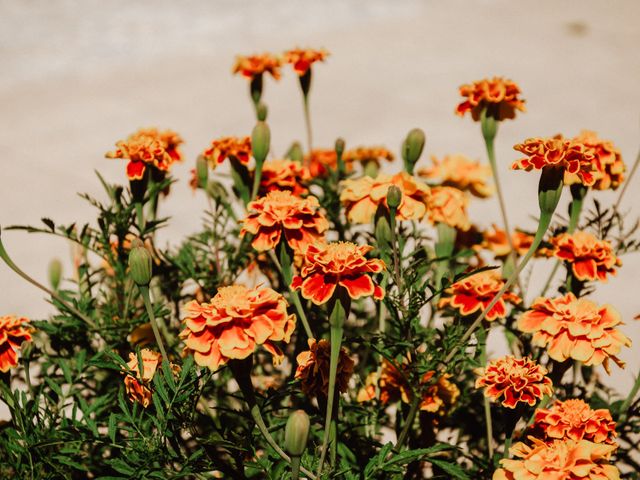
top-left (571, 130), bottom-right (625, 191)
top-left (106, 128), bottom-right (183, 180)
top-left (180, 285), bottom-right (296, 371)
top-left (438, 270), bottom-right (521, 321)
top-left (258, 159), bottom-right (311, 196)
top-left (202, 136), bottom-right (252, 169)
top-left (456, 77), bottom-right (526, 121)
top-left (241, 190), bottom-right (329, 252)
top-left (343, 146), bottom-right (395, 169)
top-left (550, 231), bottom-right (620, 282)
top-left (512, 135), bottom-right (597, 186)
top-left (494, 438), bottom-right (620, 480)
top-left (123, 348), bottom-right (161, 408)
top-left (475, 356), bottom-right (552, 409)
top-left (291, 242), bottom-right (385, 305)
top-left (0, 315), bottom-right (32, 372)
top-left (295, 338), bottom-right (355, 397)
top-left (304, 148), bottom-right (352, 177)
top-left (532, 399), bottom-right (617, 445)
top-left (418, 154), bottom-right (494, 198)
top-left (426, 186), bottom-right (471, 231)
top-left (482, 224), bottom-right (535, 258)
top-left (284, 48), bottom-right (329, 75)
top-left (517, 293), bottom-right (630, 373)
top-left (232, 53), bottom-right (281, 80)
top-left (340, 172), bottom-right (431, 224)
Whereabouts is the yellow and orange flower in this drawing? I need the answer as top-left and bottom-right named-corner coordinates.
top-left (241, 190), bottom-right (329, 252)
top-left (572, 130), bottom-right (625, 191)
top-left (532, 399), bottom-right (617, 445)
top-left (284, 48), bottom-right (329, 75)
top-left (550, 231), bottom-right (620, 282)
top-left (456, 77), bottom-right (526, 121)
top-left (426, 186), bottom-right (471, 231)
top-left (482, 224), bottom-right (535, 258)
top-left (106, 128), bottom-right (183, 180)
top-left (202, 136), bottom-right (252, 169)
top-left (343, 146), bottom-right (395, 169)
top-left (258, 159), bottom-right (311, 196)
top-left (475, 356), bottom-right (552, 409)
top-left (291, 242), bottom-right (385, 305)
top-left (512, 135), bottom-right (597, 186)
top-left (180, 285), bottom-right (296, 371)
top-left (232, 53), bottom-right (281, 80)
top-left (438, 270), bottom-right (521, 322)
top-left (295, 338), bottom-right (355, 397)
top-left (494, 438), bottom-right (619, 480)
top-left (0, 315), bottom-right (32, 372)
top-left (304, 148), bottom-right (351, 177)
top-left (517, 293), bottom-right (630, 373)
top-left (419, 154), bottom-right (494, 198)
top-left (340, 172), bottom-right (431, 224)
top-left (123, 348), bottom-right (161, 408)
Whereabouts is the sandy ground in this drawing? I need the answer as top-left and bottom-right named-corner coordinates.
top-left (1, 0), bottom-right (639, 398)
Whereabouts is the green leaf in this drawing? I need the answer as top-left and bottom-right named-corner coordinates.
top-left (429, 458), bottom-right (470, 480)
top-left (108, 413), bottom-right (117, 444)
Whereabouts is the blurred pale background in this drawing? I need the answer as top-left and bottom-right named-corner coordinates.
top-left (0, 0), bottom-right (639, 393)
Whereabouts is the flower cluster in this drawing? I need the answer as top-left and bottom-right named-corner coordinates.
top-left (0, 315), bottom-right (31, 372)
top-left (550, 231), bottom-right (621, 282)
top-left (572, 130), bottom-right (625, 191)
top-left (202, 136), bottom-right (252, 168)
top-left (258, 159), bottom-right (310, 196)
top-left (295, 338), bottom-right (355, 397)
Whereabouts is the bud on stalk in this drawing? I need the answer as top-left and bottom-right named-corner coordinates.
top-left (128, 239), bottom-right (152, 287)
top-left (285, 410), bottom-right (310, 457)
top-left (48, 258), bottom-right (63, 291)
top-left (386, 185), bottom-right (402, 210)
top-left (195, 156), bottom-right (208, 189)
top-left (402, 128), bottom-right (425, 174)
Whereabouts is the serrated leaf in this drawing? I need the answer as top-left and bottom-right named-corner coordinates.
top-left (429, 458), bottom-right (469, 479)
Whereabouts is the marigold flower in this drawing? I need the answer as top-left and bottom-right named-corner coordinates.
top-left (419, 154), bottom-right (494, 198)
top-left (291, 242), bottom-right (385, 305)
top-left (232, 53), bottom-right (281, 80)
top-left (517, 293), bottom-right (630, 373)
top-left (284, 48), bottom-right (329, 75)
top-left (304, 148), bottom-right (351, 177)
top-left (241, 190), bottom-right (329, 252)
top-left (494, 438), bottom-right (619, 480)
top-left (475, 356), bottom-right (552, 409)
top-left (438, 270), bottom-right (521, 322)
top-left (512, 135), bottom-right (597, 186)
top-left (202, 136), bottom-right (252, 169)
top-left (532, 399), bottom-right (617, 445)
top-left (550, 231), bottom-right (620, 282)
top-left (482, 224), bottom-right (535, 258)
top-left (343, 146), bottom-right (395, 169)
top-left (456, 77), bottom-right (526, 121)
top-left (340, 172), bottom-right (431, 224)
top-left (571, 130), bottom-right (625, 191)
top-left (180, 285), bottom-right (296, 370)
top-left (106, 128), bottom-right (183, 180)
top-left (123, 348), bottom-right (161, 408)
top-left (0, 315), bottom-right (32, 372)
top-left (258, 159), bottom-right (311, 196)
top-left (426, 186), bottom-right (471, 231)
top-left (295, 338), bottom-right (355, 397)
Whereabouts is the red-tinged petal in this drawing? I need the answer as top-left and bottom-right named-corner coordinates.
top-left (127, 160), bottom-right (146, 180)
top-left (300, 273), bottom-right (336, 305)
top-left (339, 275), bottom-right (375, 300)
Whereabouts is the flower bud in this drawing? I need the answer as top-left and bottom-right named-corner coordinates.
top-left (48, 258), bottom-right (63, 291)
top-left (402, 128), bottom-right (426, 174)
top-left (334, 138), bottom-right (345, 157)
top-left (128, 239), bottom-right (153, 286)
top-left (285, 410), bottom-right (310, 457)
top-left (195, 156), bottom-right (208, 189)
top-left (286, 142), bottom-right (304, 163)
top-left (375, 216), bottom-right (392, 248)
top-left (386, 185), bottom-right (402, 210)
top-left (256, 102), bottom-right (268, 122)
top-left (251, 121), bottom-right (271, 165)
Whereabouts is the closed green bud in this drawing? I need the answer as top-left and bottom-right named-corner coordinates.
top-left (128, 239), bottom-right (152, 286)
top-left (286, 142), bottom-right (304, 163)
top-left (256, 103), bottom-right (268, 122)
top-left (402, 128), bottom-right (426, 174)
top-left (335, 138), bottom-right (345, 157)
top-left (375, 216), bottom-right (392, 248)
top-left (196, 156), bottom-right (208, 189)
top-left (251, 121), bottom-right (270, 165)
top-left (285, 410), bottom-right (310, 457)
top-left (386, 185), bottom-right (402, 210)
top-left (48, 258), bottom-right (63, 291)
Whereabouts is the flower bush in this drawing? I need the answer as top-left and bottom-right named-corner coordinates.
top-left (0, 48), bottom-right (639, 480)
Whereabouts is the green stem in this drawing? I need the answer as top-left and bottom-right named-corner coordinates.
top-left (250, 162), bottom-right (264, 201)
top-left (0, 234), bottom-right (96, 328)
top-left (619, 374), bottom-right (640, 424)
top-left (394, 392), bottom-right (420, 451)
top-left (290, 456), bottom-right (301, 480)
top-left (135, 202), bottom-right (145, 233)
top-left (303, 95), bottom-right (313, 155)
top-left (476, 328), bottom-right (494, 459)
top-left (389, 209), bottom-right (402, 290)
top-left (139, 285), bottom-right (168, 359)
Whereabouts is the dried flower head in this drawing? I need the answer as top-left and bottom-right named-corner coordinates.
top-left (202, 136), bottom-right (252, 169)
top-left (291, 242), bottom-right (385, 305)
top-left (258, 159), bottom-right (311, 196)
top-left (482, 224), bottom-right (535, 258)
top-left (532, 399), bottom-right (617, 445)
top-left (475, 356), bottom-right (552, 409)
top-left (494, 437), bottom-right (619, 480)
top-left (340, 172), bottom-right (431, 224)
top-left (419, 154), bottom-right (494, 198)
top-left (123, 349), bottom-right (161, 408)
top-left (232, 53), bottom-right (281, 80)
top-left (456, 77), bottom-right (526, 121)
top-left (517, 293), bottom-right (630, 373)
top-left (0, 315), bottom-right (32, 372)
top-left (180, 285), bottom-right (296, 370)
top-left (241, 190), bottom-right (329, 252)
top-left (571, 130), bottom-right (625, 191)
top-left (426, 186), bottom-right (471, 230)
top-left (284, 48), bottom-right (329, 75)
top-left (343, 146), bottom-right (395, 169)
top-left (512, 135), bottom-right (597, 186)
top-left (550, 231), bottom-right (620, 282)
top-left (438, 270), bottom-right (521, 322)
top-left (295, 338), bottom-right (355, 397)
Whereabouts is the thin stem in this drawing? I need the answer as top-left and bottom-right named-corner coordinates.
top-left (139, 285), bottom-right (168, 359)
top-left (615, 147), bottom-right (640, 210)
top-left (250, 162), bottom-right (264, 201)
top-left (135, 202), bottom-right (145, 233)
top-left (290, 456), bottom-right (301, 480)
top-left (476, 328), bottom-right (494, 459)
top-left (303, 96), bottom-right (313, 155)
top-left (394, 392), bottom-right (420, 451)
top-left (206, 196), bottom-right (222, 276)
top-left (389, 211), bottom-right (402, 291)
top-left (619, 374), bottom-right (640, 424)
